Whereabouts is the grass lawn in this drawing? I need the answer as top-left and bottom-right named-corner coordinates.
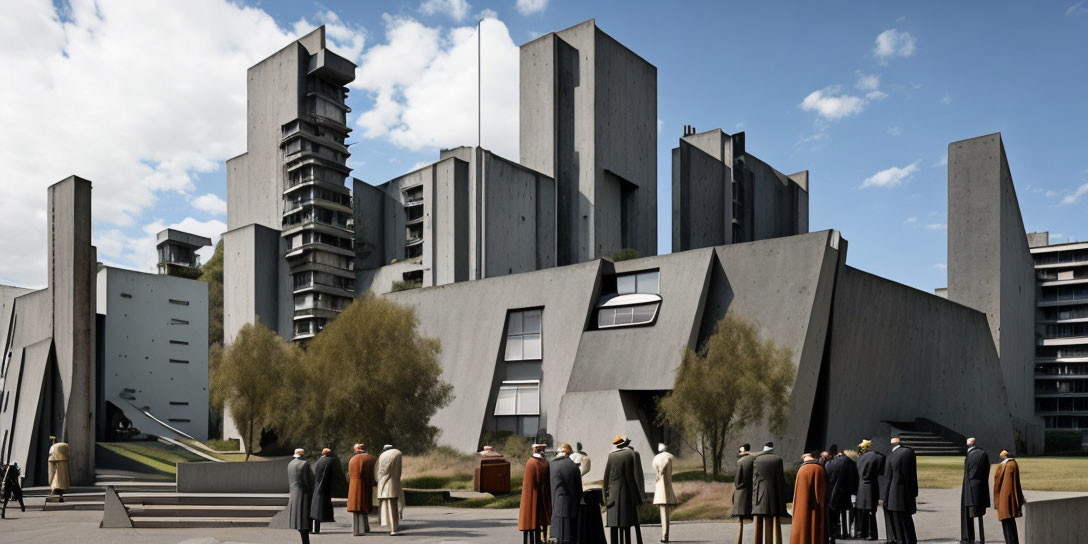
top-left (99, 441), bottom-right (206, 475)
top-left (918, 456), bottom-right (1088, 491)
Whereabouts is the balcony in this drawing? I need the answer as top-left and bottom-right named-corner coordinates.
top-left (307, 49), bottom-right (356, 86)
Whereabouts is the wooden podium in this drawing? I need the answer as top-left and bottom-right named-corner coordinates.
top-left (474, 454), bottom-right (511, 493)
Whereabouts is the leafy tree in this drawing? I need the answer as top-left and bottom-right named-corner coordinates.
top-left (210, 321), bottom-right (299, 460)
top-left (198, 240), bottom-right (224, 347)
top-left (279, 295), bottom-right (453, 455)
top-left (657, 315), bottom-right (795, 476)
top-left (609, 248), bottom-right (640, 261)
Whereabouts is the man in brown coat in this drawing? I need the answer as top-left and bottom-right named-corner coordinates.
top-left (347, 443), bottom-right (376, 536)
top-left (791, 452), bottom-right (828, 544)
top-left (519, 443), bottom-right (552, 544)
top-left (994, 450), bottom-right (1025, 544)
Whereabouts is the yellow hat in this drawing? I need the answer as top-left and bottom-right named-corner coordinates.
top-left (858, 439), bottom-right (872, 450)
top-left (612, 434), bottom-right (626, 445)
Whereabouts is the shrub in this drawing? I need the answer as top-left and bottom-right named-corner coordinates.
top-left (1044, 431), bottom-right (1084, 455)
top-left (391, 280), bottom-right (422, 292)
top-left (609, 248), bottom-right (640, 262)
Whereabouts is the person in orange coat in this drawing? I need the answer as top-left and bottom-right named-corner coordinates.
top-left (791, 451), bottom-right (828, 544)
top-left (993, 449), bottom-right (1026, 544)
top-left (347, 443), bottom-right (377, 536)
top-left (518, 443), bottom-right (552, 544)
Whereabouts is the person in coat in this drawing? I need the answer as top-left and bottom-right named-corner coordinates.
top-left (625, 438), bottom-right (647, 544)
top-left (732, 444), bottom-right (755, 544)
top-left (347, 443), bottom-right (377, 536)
top-left (843, 449), bottom-right (861, 538)
top-left (604, 434), bottom-right (643, 544)
top-left (960, 437), bottom-right (990, 544)
top-left (376, 444), bottom-right (404, 535)
top-left (790, 452), bottom-right (827, 544)
top-left (826, 449), bottom-right (858, 540)
top-left (519, 443), bottom-right (552, 544)
top-left (994, 450), bottom-right (1025, 544)
top-left (309, 448), bottom-right (337, 533)
top-left (752, 442), bottom-right (788, 544)
top-left (571, 442), bottom-right (592, 477)
top-left (551, 443), bottom-right (582, 544)
top-left (47, 437), bottom-right (70, 501)
top-left (885, 437), bottom-right (918, 544)
top-left (652, 443), bottom-right (677, 543)
top-left (287, 449), bottom-right (315, 544)
top-left (1, 463), bottom-right (26, 519)
top-left (854, 439), bottom-right (884, 541)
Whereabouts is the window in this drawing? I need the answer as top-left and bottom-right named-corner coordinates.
top-left (596, 270), bottom-right (661, 329)
top-left (494, 381), bottom-right (540, 416)
top-left (614, 270), bottom-right (659, 295)
top-left (169, 401), bottom-right (189, 406)
top-left (169, 359), bottom-right (189, 364)
top-left (120, 293), bottom-right (133, 299)
top-left (168, 418), bottom-right (191, 423)
top-left (169, 340), bottom-right (189, 346)
top-left (505, 309), bottom-right (542, 361)
top-left (171, 318), bottom-right (189, 325)
top-left (169, 299), bottom-right (190, 306)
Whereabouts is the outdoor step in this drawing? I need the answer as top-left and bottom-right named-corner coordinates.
top-left (123, 493), bottom-right (289, 507)
top-left (127, 504), bottom-right (283, 518)
top-left (46, 492), bottom-right (105, 503)
top-left (43, 500), bottom-right (104, 511)
top-left (131, 516), bottom-right (273, 529)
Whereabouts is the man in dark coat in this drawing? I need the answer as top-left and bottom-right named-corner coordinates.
top-left (752, 442), bottom-right (788, 544)
top-left (960, 437), bottom-right (990, 544)
top-left (732, 444), bottom-right (755, 544)
top-left (347, 443), bottom-right (377, 536)
top-left (551, 443), bottom-right (583, 544)
top-left (827, 450), bottom-right (858, 540)
top-left (518, 443), bottom-right (552, 544)
top-left (604, 434), bottom-right (642, 544)
top-left (855, 439), bottom-right (884, 541)
top-left (288, 448), bottom-right (315, 544)
top-left (310, 448), bottom-right (337, 533)
top-left (1, 463), bottom-right (26, 519)
top-left (885, 437), bottom-right (918, 544)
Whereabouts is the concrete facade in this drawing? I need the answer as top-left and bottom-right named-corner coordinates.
top-left (519, 20), bottom-right (658, 263)
top-left (96, 267), bottom-right (209, 440)
top-left (0, 176), bottom-right (97, 486)
top-left (156, 229), bottom-right (211, 278)
top-left (1027, 233), bottom-right (1088, 432)
top-left (947, 133), bottom-right (1042, 451)
top-left (672, 128), bottom-right (808, 251)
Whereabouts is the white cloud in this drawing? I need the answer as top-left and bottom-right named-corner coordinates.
top-left (904, 216), bottom-right (918, 224)
top-left (855, 72), bottom-right (887, 100)
top-left (293, 10), bottom-right (367, 62)
top-left (516, 0), bottom-right (549, 15)
top-left (1067, 1), bottom-right (1087, 15)
top-left (799, 86), bottom-right (867, 121)
top-left (940, 94), bottom-right (952, 105)
top-left (419, 0), bottom-right (472, 21)
top-left (477, 8), bottom-right (499, 20)
top-left (1058, 183), bottom-right (1088, 206)
top-left (933, 154), bottom-right (948, 167)
top-left (860, 160), bottom-right (921, 189)
top-left (925, 223), bottom-right (947, 231)
top-left (1046, 190), bottom-right (1059, 197)
top-left (931, 263), bottom-right (947, 270)
top-left (873, 29), bottom-right (916, 63)
top-left (354, 16), bottom-right (520, 160)
top-left (657, 119), bottom-right (664, 134)
top-left (192, 193), bottom-right (227, 216)
top-left (887, 126), bottom-right (902, 136)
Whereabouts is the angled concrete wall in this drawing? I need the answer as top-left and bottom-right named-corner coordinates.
top-left (222, 224), bottom-right (282, 343)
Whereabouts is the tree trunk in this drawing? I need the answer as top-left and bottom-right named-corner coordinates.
top-left (245, 418), bottom-right (254, 462)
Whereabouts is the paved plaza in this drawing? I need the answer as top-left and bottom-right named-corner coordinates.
top-left (1, 488), bottom-right (1083, 543)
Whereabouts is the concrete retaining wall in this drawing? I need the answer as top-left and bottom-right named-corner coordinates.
top-left (1025, 495), bottom-right (1088, 542)
top-left (176, 459), bottom-right (290, 493)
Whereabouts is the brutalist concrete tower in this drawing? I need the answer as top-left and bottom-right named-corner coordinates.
top-left (519, 19), bottom-right (658, 264)
top-left (225, 26), bottom-right (356, 343)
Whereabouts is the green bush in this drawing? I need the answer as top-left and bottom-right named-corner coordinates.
top-left (391, 280), bottom-right (422, 292)
top-left (609, 248), bottom-right (640, 261)
top-left (204, 438), bottom-right (240, 452)
top-left (1044, 431), bottom-right (1085, 455)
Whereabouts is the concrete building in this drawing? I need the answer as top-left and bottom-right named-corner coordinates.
top-left (96, 266), bottom-right (209, 441)
top-left (0, 176), bottom-right (97, 486)
top-left (225, 26), bottom-right (356, 343)
top-left (354, 146), bottom-right (555, 293)
top-left (1027, 232), bottom-right (1088, 433)
top-left (672, 127), bottom-right (808, 251)
top-left (519, 19), bottom-right (658, 263)
top-left (946, 133), bottom-right (1043, 451)
top-left (156, 229), bottom-right (212, 279)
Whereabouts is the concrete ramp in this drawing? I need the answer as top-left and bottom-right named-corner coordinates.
top-left (111, 398), bottom-right (196, 442)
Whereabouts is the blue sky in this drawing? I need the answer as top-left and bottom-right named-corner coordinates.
top-left (2, 0), bottom-right (1086, 292)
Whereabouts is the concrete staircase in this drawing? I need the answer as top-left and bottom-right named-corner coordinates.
top-left (895, 430), bottom-right (965, 456)
top-left (122, 493), bottom-right (287, 528)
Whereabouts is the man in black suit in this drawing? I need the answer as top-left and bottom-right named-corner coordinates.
top-left (751, 441), bottom-right (788, 544)
top-left (960, 437), bottom-right (990, 544)
top-left (855, 439), bottom-right (884, 541)
top-left (826, 448), bottom-right (858, 541)
top-left (885, 436), bottom-right (918, 544)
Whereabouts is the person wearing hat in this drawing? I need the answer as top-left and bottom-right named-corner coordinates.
top-left (791, 451), bottom-right (828, 544)
top-left (604, 434), bottom-right (643, 544)
top-left (993, 449), bottom-right (1025, 544)
top-left (551, 443), bottom-right (582, 544)
top-left (732, 444), bottom-right (755, 544)
top-left (347, 443), bottom-right (377, 536)
top-left (752, 441), bottom-right (787, 544)
top-left (826, 446), bottom-right (858, 540)
top-left (652, 443), bottom-right (677, 543)
top-left (519, 443), bottom-right (552, 544)
top-left (287, 448), bottom-right (315, 544)
top-left (854, 439), bottom-right (884, 541)
top-left (310, 448), bottom-right (338, 533)
top-left (377, 444), bottom-right (404, 535)
top-left (960, 437), bottom-right (990, 544)
top-left (47, 436), bottom-right (70, 501)
top-left (885, 436), bottom-right (918, 544)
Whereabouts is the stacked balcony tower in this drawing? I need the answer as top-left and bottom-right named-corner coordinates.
top-left (225, 26), bottom-right (356, 343)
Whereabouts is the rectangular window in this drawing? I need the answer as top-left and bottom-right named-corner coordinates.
top-left (169, 401), bottom-right (189, 406)
top-left (120, 293), bottom-right (133, 299)
top-left (169, 359), bottom-right (189, 364)
top-left (505, 309), bottom-right (542, 361)
top-left (168, 419), bottom-right (191, 423)
top-left (168, 299), bottom-right (190, 306)
top-left (613, 270), bottom-right (660, 295)
top-left (169, 340), bottom-right (189, 345)
top-left (493, 381), bottom-right (540, 416)
top-left (171, 318), bottom-right (189, 325)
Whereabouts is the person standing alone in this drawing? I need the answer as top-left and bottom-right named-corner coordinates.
top-left (960, 437), bottom-right (990, 544)
top-left (347, 443), bottom-right (376, 536)
top-left (652, 443), bottom-right (677, 543)
top-left (287, 449), bottom-right (314, 544)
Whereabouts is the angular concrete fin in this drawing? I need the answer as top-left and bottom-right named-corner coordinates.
top-left (101, 486), bottom-right (132, 528)
top-left (788, 170), bottom-right (809, 192)
top-left (268, 507), bottom-right (290, 529)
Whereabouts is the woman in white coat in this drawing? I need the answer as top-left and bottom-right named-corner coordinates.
top-left (652, 443), bottom-right (677, 543)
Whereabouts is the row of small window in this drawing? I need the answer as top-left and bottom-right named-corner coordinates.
top-left (1043, 323), bottom-right (1088, 339)
top-left (1041, 286), bottom-right (1088, 302)
top-left (118, 293), bottom-right (190, 307)
top-left (1037, 380), bottom-right (1088, 394)
top-left (1037, 346), bottom-right (1088, 359)
top-left (1037, 397), bottom-right (1088, 412)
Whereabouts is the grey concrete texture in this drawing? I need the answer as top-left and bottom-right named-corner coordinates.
top-left (4, 488), bottom-right (1082, 543)
top-left (222, 224), bottom-right (282, 344)
top-left (946, 132), bottom-right (1041, 452)
top-left (1025, 494), bottom-right (1088, 543)
top-left (177, 459), bottom-right (292, 494)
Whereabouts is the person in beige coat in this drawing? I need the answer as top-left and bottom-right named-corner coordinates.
top-left (47, 437), bottom-right (70, 500)
top-left (652, 443), bottom-right (677, 543)
top-left (376, 444), bottom-right (404, 535)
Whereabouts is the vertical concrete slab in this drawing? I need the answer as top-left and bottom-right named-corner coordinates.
top-left (100, 486), bottom-right (133, 528)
